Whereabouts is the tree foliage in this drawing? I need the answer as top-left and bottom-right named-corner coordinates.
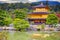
top-left (4, 17), bottom-right (12, 26)
top-left (13, 18), bottom-right (29, 31)
top-left (0, 10), bottom-right (12, 26)
top-left (14, 8), bottom-right (28, 19)
top-left (46, 14), bottom-right (58, 25)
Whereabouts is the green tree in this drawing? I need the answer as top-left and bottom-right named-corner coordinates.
top-left (0, 10), bottom-right (12, 26)
top-left (13, 18), bottom-right (29, 31)
top-left (46, 14), bottom-right (58, 27)
top-left (4, 17), bottom-right (12, 26)
top-left (14, 8), bottom-right (28, 19)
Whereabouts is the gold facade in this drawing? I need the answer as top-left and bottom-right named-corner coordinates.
top-left (33, 8), bottom-right (48, 12)
top-left (28, 14), bottom-right (48, 19)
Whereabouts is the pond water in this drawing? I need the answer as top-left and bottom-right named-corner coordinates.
top-left (0, 31), bottom-right (60, 40)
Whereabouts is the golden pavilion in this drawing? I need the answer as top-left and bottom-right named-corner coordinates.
top-left (27, 3), bottom-right (50, 24)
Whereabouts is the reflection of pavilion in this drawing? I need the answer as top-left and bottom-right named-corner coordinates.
top-left (28, 3), bottom-right (50, 24)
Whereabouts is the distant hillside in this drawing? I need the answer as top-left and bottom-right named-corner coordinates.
top-left (30, 1), bottom-right (60, 12)
top-left (31, 1), bottom-right (60, 6)
top-left (0, 1), bottom-right (60, 6)
top-left (0, 1), bottom-right (60, 12)
top-left (0, 1), bottom-right (6, 3)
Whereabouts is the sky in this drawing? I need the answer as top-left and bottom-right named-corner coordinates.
top-left (0, 0), bottom-right (60, 3)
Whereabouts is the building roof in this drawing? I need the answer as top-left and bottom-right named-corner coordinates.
top-left (33, 3), bottom-right (47, 8)
top-left (56, 14), bottom-right (60, 18)
top-left (32, 1), bottom-right (60, 6)
top-left (28, 12), bottom-right (49, 14)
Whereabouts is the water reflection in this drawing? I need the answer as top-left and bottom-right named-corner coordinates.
top-left (0, 31), bottom-right (60, 40)
top-left (0, 31), bottom-right (8, 40)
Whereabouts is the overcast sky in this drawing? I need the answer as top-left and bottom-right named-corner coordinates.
top-left (0, 0), bottom-right (60, 3)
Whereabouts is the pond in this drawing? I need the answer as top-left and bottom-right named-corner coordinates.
top-left (0, 31), bottom-right (60, 40)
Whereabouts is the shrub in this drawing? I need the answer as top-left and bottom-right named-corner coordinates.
top-left (0, 10), bottom-right (12, 26)
top-left (13, 18), bottom-right (29, 31)
top-left (4, 17), bottom-right (12, 26)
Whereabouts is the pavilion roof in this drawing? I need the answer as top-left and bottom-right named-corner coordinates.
top-left (28, 12), bottom-right (49, 14)
top-left (33, 3), bottom-right (47, 8)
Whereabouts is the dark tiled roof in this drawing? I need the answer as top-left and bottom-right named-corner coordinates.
top-left (33, 3), bottom-right (46, 8)
top-left (33, 5), bottom-right (46, 8)
top-left (28, 12), bottom-right (49, 14)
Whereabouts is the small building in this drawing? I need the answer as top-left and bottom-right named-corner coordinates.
top-left (27, 3), bottom-right (50, 24)
top-left (56, 13), bottom-right (60, 23)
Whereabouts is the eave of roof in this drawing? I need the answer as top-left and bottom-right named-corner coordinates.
top-left (28, 12), bottom-right (49, 14)
top-left (33, 5), bottom-right (46, 8)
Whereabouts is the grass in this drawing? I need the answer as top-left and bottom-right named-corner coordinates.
top-left (1, 31), bottom-right (60, 40)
